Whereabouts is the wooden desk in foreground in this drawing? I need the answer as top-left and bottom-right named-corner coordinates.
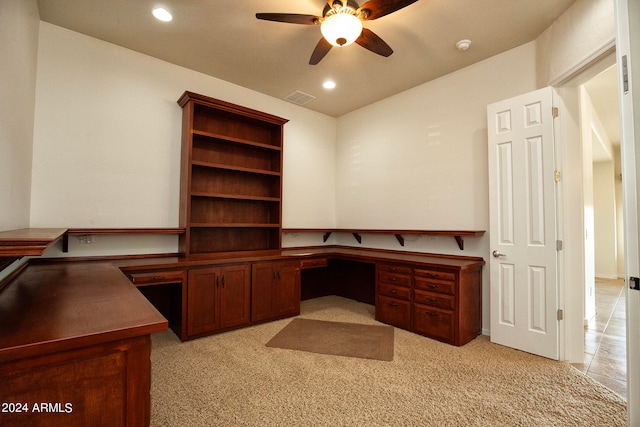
top-left (0, 262), bottom-right (167, 427)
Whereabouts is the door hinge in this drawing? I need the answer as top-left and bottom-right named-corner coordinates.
top-left (556, 240), bottom-right (563, 251)
top-left (622, 55), bottom-right (629, 94)
top-left (552, 107), bottom-right (559, 118)
top-left (557, 309), bottom-right (564, 321)
top-left (554, 170), bottom-right (561, 182)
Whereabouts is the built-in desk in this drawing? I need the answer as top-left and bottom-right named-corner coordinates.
top-left (0, 246), bottom-right (483, 425)
top-left (116, 246), bottom-right (484, 346)
top-left (0, 261), bottom-right (167, 427)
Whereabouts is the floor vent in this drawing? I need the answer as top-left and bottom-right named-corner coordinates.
top-left (284, 90), bottom-right (315, 105)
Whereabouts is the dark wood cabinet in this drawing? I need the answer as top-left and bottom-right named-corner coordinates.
top-left (0, 262), bottom-right (166, 427)
top-left (375, 261), bottom-right (482, 346)
top-left (186, 264), bottom-right (251, 338)
top-left (251, 261), bottom-right (300, 323)
top-left (178, 91), bottom-right (288, 258)
top-left (375, 263), bottom-right (412, 329)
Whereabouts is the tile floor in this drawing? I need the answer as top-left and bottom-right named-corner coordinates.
top-left (572, 278), bottom-right (627, 400)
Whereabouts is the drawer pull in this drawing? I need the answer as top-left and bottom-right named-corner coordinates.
top-left (389, 277), bottom-right (397, 282)
top-left (388, 302), bottom-right (398, 307)
top-left (428, 284), bottom-right (437, 288)
top-left (390, 267), bottom-right (397, 271)
top-left (389, 289), bottom-right (398, 294)
top-left (427, 297), bottom-right (437, 302)
top-left (427, 311), bottom-right (439, 316)
top-left (153, 276), bottom-right (167, 281)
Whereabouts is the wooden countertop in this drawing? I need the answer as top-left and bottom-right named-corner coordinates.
top-left (113, 245), bottom-right (485, 272)
top-left (0, 261), bottom-right (167, 363)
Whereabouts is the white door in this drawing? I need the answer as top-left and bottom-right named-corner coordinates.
top-left (487, 87), bottom-right (559, 359)
top-left (615, 0), bottom-right (640, 423)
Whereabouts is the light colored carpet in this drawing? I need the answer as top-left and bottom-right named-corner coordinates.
top-left (266, 318), bottom-right (394, 361)
top-left (150, 296), bottom-right (627, 426)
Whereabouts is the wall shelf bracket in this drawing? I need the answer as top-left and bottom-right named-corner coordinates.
top-left (454, 236), bottom-right (465, 250)
top-left (352, 233), bottom-right (362, 244)
top-left (323, 232), bottom-right (332, 242)
top-left (394, 234), bottom-right (405, 246)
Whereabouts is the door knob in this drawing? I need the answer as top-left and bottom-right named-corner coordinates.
top-left (492, 250), bottom-right (506, 258)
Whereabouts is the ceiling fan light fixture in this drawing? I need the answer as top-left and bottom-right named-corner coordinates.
top-left (320, 13), bottom-right (363, 47)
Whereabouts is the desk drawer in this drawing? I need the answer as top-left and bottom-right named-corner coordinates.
top-left (300, 258), bottom-right (328, 269)
top-left (414, 276), bottom-right (455, 295)
top-left (378, 282), bottom-right (411, 300)
top-left (129, 270), bottom-right (184, 286)
top-left (378, 263), bottom-right (411, 275)
top-left (376, 295), bottom-right (411, 330)
top-left (414, 268), bottom-right (456, 282)
top-left (377, 271), bottom-right (411, 287)
top-left (414, 290), bottom-right (455, 310)
top-left (413, 305), bottom-right (454, 344)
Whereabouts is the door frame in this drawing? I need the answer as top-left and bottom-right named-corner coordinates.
top-left (615, 0), bottom-right (640, 423)
top-left (554, 50), bottom-right (618, 364)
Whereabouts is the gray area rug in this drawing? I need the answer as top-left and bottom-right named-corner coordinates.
top-left (266, 317), bottom-right (394, 361)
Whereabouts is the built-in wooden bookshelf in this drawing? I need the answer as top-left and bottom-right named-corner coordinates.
top-left (178, 91), bottom-right (288, 257)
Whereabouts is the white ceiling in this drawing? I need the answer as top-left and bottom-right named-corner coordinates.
top-left (36, 0), bottom-right (577, 117)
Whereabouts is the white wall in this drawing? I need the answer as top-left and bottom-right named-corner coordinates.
top-left (536, 0), bottom-right (615, 86)
top-left (594, 160), bottom-right (618, 279)
top-left (0, 0), bottom-right (39, 231)
top-left (32, 23), bottom-right (336, 256)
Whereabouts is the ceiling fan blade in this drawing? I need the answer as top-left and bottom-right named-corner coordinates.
top-left (355, 28), bottom-right (393, 57)
top-left (358, 0), bottom-right (418, 20)
top-left (255, 13), bottom-right (320, 25)
top-left (309, 38), bottom-right (333, 65)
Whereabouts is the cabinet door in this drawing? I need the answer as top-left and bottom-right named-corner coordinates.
top-left (219, 264), bottom-right (251, 329)
top-left (251, 263), bottom-right (276, 323)
top-left (187, 267), bottom-right (218, 337)
top-left (275, 262), bottom-right (300, 317)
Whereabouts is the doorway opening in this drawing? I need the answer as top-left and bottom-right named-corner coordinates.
top-left (573, 58), bottom-right (626, 398)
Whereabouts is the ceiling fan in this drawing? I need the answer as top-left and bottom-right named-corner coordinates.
top-left (256, 0), bottom-right (419, 65)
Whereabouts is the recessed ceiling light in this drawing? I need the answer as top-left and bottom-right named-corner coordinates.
top-left (323, 80), bottom-right (336, 90)
top-left (152, 7), bottom-right (173, 22)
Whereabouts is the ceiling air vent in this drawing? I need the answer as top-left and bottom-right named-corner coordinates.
top-left (284, 90), bottom-right (315, 105)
